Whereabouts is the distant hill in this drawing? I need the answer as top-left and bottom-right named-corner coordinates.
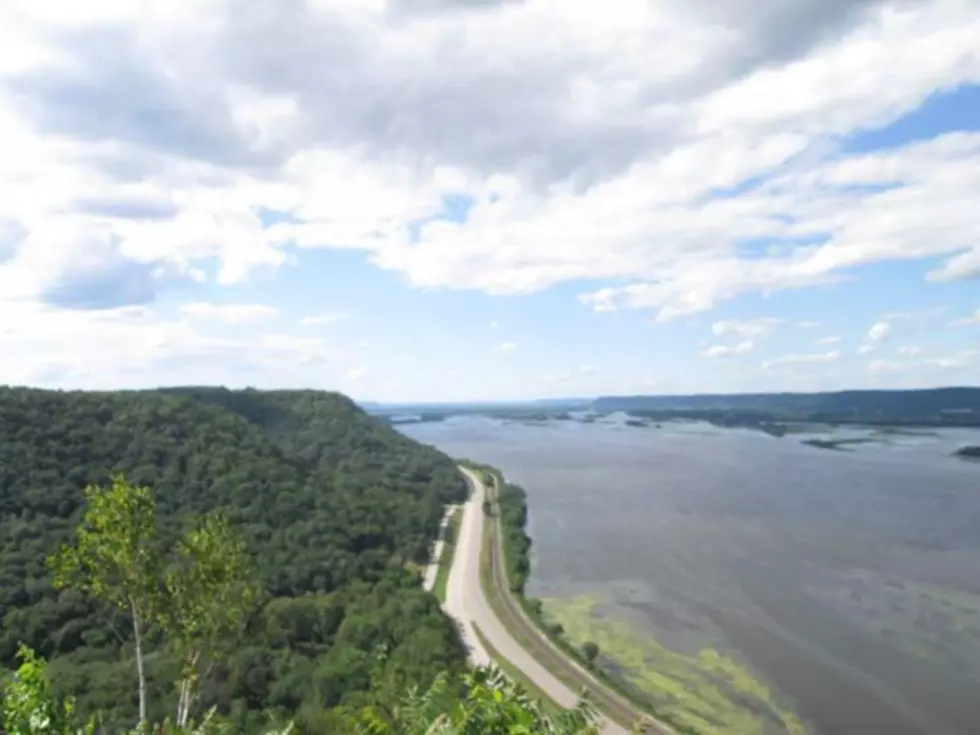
top-left (593, 387), bottom-right (980, 426)
top-left (366, 398), bottom-right (593, 416)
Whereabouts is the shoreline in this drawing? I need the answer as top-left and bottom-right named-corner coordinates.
top-left (454, 462), bottom-right (673, 735)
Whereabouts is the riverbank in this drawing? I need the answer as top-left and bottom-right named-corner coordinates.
top-left (459, 462), bottom-right (672, 734)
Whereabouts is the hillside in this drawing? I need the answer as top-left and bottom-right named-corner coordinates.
top-left (594, 387), bottom-right (980, 426)
top-left (0, 387), bottom-right (467, 732)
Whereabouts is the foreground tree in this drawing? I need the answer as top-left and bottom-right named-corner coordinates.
top-left (49, 477), bottom-right (161, 726)
top-left (581, 642), bottom-right (599, 668)
top-left (163, 513), bottom-right (261, 727)
top-left (1, 645), bottom-right (95, 735)
top-left (0, 646), bottom-right (293, 735)
top-left (354, 667), bottom-right (599, 734)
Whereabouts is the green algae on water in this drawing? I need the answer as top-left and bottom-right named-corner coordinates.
top-left (542, 594), bottom-right (808, 735)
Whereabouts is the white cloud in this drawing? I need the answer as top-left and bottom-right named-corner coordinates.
top-left (179, 302), bottom-right (278, 323)
top-left (796, 321), bottom-right (821, 329)
top-left (711, 318), bottom-right (781, 339)
top-left (816, 335), bottom-right (841, 345)
top-left (0, 0), bottom-right (978, 328)
top-left (898, 345), bottom-right (923, 357)
top-left (763, 350), bottom-right (841, 369)
top-left (703, 340), bottom-right (755, 359)
top-left (924, 350), bottom-right (980, 369)
top-left (0, 301), bottom-right (337, 389)
top-left (857, 344), bottom-right (875, 354)
top-left (300, 311), bottom-right (350, 326)
top-left (881, 307), bottom-right (945, 321)
top-left (1, 0), bottom-right (979, 398)
top-left (950, 309), bottom-right (980, 326)
top-left (579, 364), bottom-right (597, 374)
top-left (347, 366), bottom-right (367, 381)
top-left (868, 321), bottom-right (891, 341)
top-left (494, 341), bottom-right (517, 354)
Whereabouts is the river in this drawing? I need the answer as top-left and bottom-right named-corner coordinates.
top-left (399, 415), bottom-right (980, 735)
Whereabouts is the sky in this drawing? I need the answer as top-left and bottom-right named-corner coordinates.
top-left (1, 0), bottom-right (979, 403)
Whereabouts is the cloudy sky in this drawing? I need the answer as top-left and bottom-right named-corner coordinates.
top-left (1, 0), bottom-right (979, 402)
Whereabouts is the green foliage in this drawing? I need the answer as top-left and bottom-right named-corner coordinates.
top-left (162, 512), bottom-right (262, 726)
top-left (4, 648), bottom-right (598, 735)
top-left (953, 444), bottom-right (980, 459)
top-left (497, 482), bottom-right (532, 596)
top-left (353, 667), bottom-right (599, 734)
top-left (48, 477), bottom-right (161, 723)
top-left (580, 643), bottom-right (599, 667)
top-left (0, 387), bottom-right (467, 730)
top-left (1, 645), bottom-right (94, 735)
top-left (0, 645), bottom-right (293, 735)
top-left (48, 477), bottom-right (159, 615)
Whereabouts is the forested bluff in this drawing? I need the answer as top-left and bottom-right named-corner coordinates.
top-left (0, 386), bottom-right (586, 733)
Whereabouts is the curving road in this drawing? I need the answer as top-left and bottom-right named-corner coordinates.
top-left (444, 465), bottom-right (668, 735)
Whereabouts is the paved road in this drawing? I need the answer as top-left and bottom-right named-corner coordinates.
top-left (444, 466), bottom-right (652, 735)
top-left (442, 473), bottom-right (492, 667)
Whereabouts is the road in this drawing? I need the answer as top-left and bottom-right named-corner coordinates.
top-left (445, 465), bottom-right (666, 735)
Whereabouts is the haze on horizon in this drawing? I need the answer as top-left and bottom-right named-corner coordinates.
top-left (1, 0), bottom-right (979, 403)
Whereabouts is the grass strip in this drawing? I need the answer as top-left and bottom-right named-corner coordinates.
top-left (432, 507), bottom-right (462, 603)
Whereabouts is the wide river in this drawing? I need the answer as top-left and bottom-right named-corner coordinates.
top-left (400, 415), bottom-right (980, 735)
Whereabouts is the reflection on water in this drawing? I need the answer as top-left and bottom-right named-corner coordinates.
top-left (400, 417), bottom-right (980, 735)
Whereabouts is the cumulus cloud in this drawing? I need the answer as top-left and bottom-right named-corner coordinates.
top-left (898, 345), bottom-right (923, 357)
top-left (711, 318), bottom-right (781, 339)
top-left (763, 350), bottom-right (841, 369)
top-left (0, 219), bottom-right (26, 262)
top-left (857, 343), bottom-right (875, 354)
top-left (816, 335), bottom-right (841, 345)
top-left (703, 341), bottom-right (755, 358)
top-left (0, 0), bottom-right (978, 325)
top-left (180, 302), bottom-right (278, 323)
top-left (868, 321), bottom-right (891, 341)
top-left (494, 341), bottom-right (517, 354)
top-left (2, 0), bottom-right (980, 395)
top-left (0, 301), bottom-right (337, 389)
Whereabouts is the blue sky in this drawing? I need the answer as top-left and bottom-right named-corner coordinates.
top-left (0, 0), bottom-right (978, 402)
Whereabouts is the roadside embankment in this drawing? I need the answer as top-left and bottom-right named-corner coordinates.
top-left (422, 504), bottom-right (458, 593)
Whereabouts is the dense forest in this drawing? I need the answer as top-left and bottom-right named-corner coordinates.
top-left (0, 387), bottom-right (470, 731)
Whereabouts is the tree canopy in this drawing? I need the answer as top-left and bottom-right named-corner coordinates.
top-left (0, 387), bottom-right (467, 731)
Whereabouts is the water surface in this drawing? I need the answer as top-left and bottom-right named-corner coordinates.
top-left (400, 417), bottom-right (980, 735)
